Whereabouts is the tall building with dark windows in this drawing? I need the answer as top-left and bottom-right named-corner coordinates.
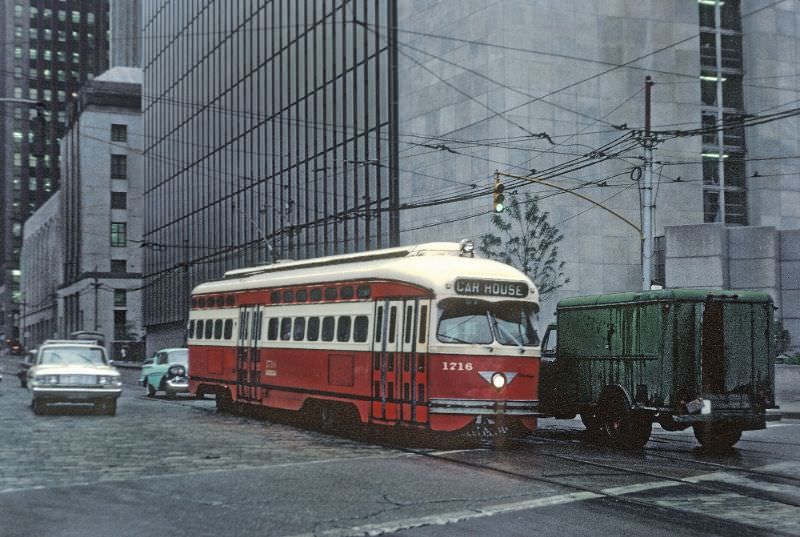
top-left (142, 1), bottom-right (399, 349)
top-left (0, 0), bottom-right (109, 346)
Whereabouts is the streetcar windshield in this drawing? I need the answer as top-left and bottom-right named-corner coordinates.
top-left (436, 299), bottom-right (539, 346)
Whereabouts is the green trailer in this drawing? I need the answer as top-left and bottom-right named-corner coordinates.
top-left (538, 289), bottom-right (779, 450)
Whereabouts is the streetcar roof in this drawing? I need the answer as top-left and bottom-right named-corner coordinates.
top-left (193, 242), bottom-right (539, 303)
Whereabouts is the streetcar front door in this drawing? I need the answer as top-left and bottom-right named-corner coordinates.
top-left (236, 305), bottom-right (263, 401)
top-left (371, 299), bottom-right (429, 424)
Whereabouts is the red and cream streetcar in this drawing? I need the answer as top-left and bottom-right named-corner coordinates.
top-left (188, 241), bottom-right (541, 436)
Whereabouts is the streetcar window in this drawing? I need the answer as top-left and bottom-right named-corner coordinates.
top-left (419, 305), bottom-right (428, 344)
top-left (241, 312), bottom-right (249, 339)
top-left (337, 317), bottom-right (352, 342)
top-left (188, 320), bottom-right (195, 338)
top-left (310, 288), bottom-right (322, 301)
top-left (340, 286), bottom-right (354, 299)
top-left (357, 285), bottom-right (371, 298)
top-left (324, 287), bottom-right (337, 300)
top-left (204, 319), bottom-right (214, 339)
top-left (296, 289), bottom-right (308, 302)
top-left (283, 290), bottom-right (294, 303)
top-left (195, 320), bottom-right (204, 339)
top-left (375, 306), bottom-right (383, 343)
top-left (321, 316), bottom-right (335, 341)
top-left (388, 307), bottom-right (397, 343)
top-left (226, 295), bottom-right (235, 306)
top-left (214, 319), bottom-right (223, 339)
top-left (224, 319), bottom-right (233, 339)
top-left (216, 296), bottom-right (224, 307)
top-left (192, 298), bottom-right (198, 308)
top-left (436, 299), bottom-right (539, 346)
top-left (198, 297), bottom-right (206, 307)
top-left (280, 318), bottom-right (292, 340)
top-left (492, 301), bottom-right (540, 346)
top-left (405, 305), bottom-right (413, 344)
top-left (436, 299), bottom-right (492, 344)
top-left (353, 316), bottom-right (369, 342)
top-left (307, 317), bottom-right (320, 341)
top-left (293, 317), bottom-right (306, 341)
top-left (267, 318), bottom-right (278, 340)
top-left (270, 291), bottom-right (280, 304)
top-left (253, 311), bottom-right (262, 340)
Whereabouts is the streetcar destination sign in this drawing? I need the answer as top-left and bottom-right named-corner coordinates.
top-left (454, 278), bottom-right (528, 298)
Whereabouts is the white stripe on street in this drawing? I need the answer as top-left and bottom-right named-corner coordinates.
top-left (284, 462), bottom-right (800, 537)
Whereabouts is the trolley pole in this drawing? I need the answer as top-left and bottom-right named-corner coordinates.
top-left (642, 76), bottom-right (655, 290)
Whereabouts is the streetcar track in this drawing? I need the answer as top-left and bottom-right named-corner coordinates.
top-left (395, 441), bottom-right (799, 537)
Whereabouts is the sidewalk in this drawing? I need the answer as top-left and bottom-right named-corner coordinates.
top-left (776, 364), bottom-right (800, 419)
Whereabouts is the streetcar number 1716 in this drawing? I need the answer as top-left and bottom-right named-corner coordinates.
top-left (442, 361), bottom-right (473, 371)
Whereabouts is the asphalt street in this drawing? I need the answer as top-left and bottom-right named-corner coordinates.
top-left (0, 358), bottom-right (798, 537)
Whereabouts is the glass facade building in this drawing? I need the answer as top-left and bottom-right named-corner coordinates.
top-left (142, 0), bottom-right (399, 340)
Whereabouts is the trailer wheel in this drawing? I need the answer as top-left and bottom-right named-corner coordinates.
top-left (580, 411), bottom-right (600, 431)
top-left (599, 392), bottom-right (652, 449)
top-left (692, 423), bottom-right (742, 451)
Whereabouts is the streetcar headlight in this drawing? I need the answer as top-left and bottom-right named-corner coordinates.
top-left (491, 373), bottom-right (506, 389)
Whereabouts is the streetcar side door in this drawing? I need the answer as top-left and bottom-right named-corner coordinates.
top-left (371, 300), bottom-right (401, 422)
top-left (236, 305), bottom-right (263, 401)
top-left (371, 298), bottom-right (430, 425)
top-left (399, 299), bottom-right (430, 425)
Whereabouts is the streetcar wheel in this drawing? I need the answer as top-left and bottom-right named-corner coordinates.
top-left (216, 389), bottom-right (233, 412)
top-left (599, 394), bottom-right (651, 450)
top-left (146, 382), bottom-right (156, 397)
top-left (693, 423), bottom-right (742, 451)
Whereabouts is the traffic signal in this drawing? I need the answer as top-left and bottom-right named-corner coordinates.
top-left (492, 178), bottom-right (505, 213)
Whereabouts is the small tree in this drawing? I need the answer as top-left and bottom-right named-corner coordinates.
top-left (479, 191), bottom-right (569, 298)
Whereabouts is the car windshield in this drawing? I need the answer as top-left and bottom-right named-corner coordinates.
top-left (169, 350), bottom-right (189, 365)
top-left (436, 299), bottom-right (539, 346)
top-left (38, 347), bottom-right (107, 366)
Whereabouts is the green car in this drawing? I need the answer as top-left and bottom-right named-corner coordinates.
top-left (139, 348), bottom-right (189, 398)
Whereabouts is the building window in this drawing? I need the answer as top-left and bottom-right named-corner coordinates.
top-left (114, 290), bottom-right (127, 307)
top-left (114, 310), bottom-right (127, 340)
top-left (111, 155), bottom-right (127, 179)
top-left (110, 223), bottom-right (127, 247)
top-left (111, 192), bottom-right (127, 209)
top-left (111, 259), bottom-right (127, 273)
top-left (111, 124), bottom-right (127, 142)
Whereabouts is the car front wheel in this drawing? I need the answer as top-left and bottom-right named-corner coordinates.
top-left (146, 382), bottom-right (157, 397)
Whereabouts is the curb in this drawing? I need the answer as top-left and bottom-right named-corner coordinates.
top-left (112, 362), bottom-right (143, 370)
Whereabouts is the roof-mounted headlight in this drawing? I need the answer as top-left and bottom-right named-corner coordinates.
top-left (459, 239), bottom-right (474, 257)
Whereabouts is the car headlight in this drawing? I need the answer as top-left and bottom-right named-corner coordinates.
top-left (167, 365), bottom-right (186, 378)
top-left (97, 375), bottom-right (121, 385)
top-left (34, 375), bottom-right (59, 385)
top-left (491, 373), bottom-right (506, 390)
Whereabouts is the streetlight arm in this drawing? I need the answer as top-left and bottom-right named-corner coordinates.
top-left (495, 171), bottom-right (642, 240)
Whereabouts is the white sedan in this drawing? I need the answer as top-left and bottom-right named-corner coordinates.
top-left (27, 342), bottom-right (122, 415)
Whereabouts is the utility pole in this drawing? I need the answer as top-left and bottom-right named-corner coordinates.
top-left (642, 76), bottom-right (655, 290)
top-left (92, 267), bottom-right (101, 331)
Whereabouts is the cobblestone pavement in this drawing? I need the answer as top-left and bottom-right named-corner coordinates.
top-left (0, 358), bottom-right (396, 494)
top-left (1, 357), bottom-right (799, 537)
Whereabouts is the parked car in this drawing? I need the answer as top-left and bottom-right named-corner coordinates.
top-left (140, 348), bottom-right (189, 398)
top-left (27, 341), bottom-right (122, 415)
